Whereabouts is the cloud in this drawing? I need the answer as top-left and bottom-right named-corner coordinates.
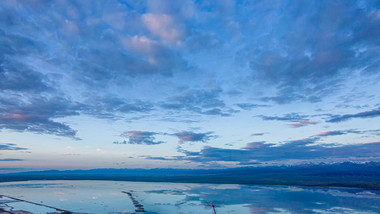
top-left (123, 35), bottom-right (157, 55)
top-left (327, 107), bottom-right (380, 123)
top-left (114, 130), bottom-right (216, 145)
top-left (311, 129), bottom-right (370, 138)
top-left (72, 38), bottom-right (184, 81)
top-left (0, 0), bottom-right (196, 134)
top-left (160, 89), bottom-right (236, 116)
top-left (0, 143), bottom-right (27, 151)
top-left (176, 128), bottom-right (379, 164)
top-left (0, 28), bottom-right (81, 138)
top-left (144, 156), bottom-right (178, 161)
top-left (0, 0), bottom-right (379, 145)
top-left (0, 25), bottom-right (82, 139)
top-left (0, 158), bottom-right (24, 161)
top-left (0, 1), bottom-right (189, 86)
top-left (312, 131), bottom-right (347, 137)
top-left (84, 96), bottom-right (154, 119)
top-left (115, 131), bottom-right (165, 145)
top-left (235, 103), bottom-right (270, 110)
top-left (259, 113), bottom-right (309, 122)
top-left (238, 1), bottom-right (380, 103)
top-left (288, 120), bottom-right (317, 128)
top-left (292, 129), bottom-right (364, 143)
top-left (88, 89), bottom-right (237, 119)
top-left (180, 141), bottom-right (380, 164)
top-left (251, 133), bottom-right (265, 136)
top-left (0, 55), bottom-right (50, 93)
top-left (113, 140), bottom-right (128, 145)
top-left (173, 131), bottom-right (215, 143)
top-left (0, 96), bottom-right (81, 139)
top-left (120, 35), bottom-right (187, 75)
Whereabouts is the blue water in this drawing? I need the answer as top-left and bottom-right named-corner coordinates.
top-left (0, 180), bottom-right (379, 213)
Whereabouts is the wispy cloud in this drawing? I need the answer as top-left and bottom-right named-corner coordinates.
top-left (259, 113), bottom-right (309, 122)
top-left (114, 130), bottom-right (216, 145)
top-left (327, 107), bottom-right (380, 123)
top-left (160, 89), bottom-right (236, 116)
top-left (83, 96), bottom-right (154, 119)
top-left (251, 133), bottom-right (266, 136)
top-left (312, 131), bottom-right (347, 137)
top-left (144, 156), bottom-right (180, 161)
top-left (0, 143), bottom-right (27, 151)
top-left (0, 158), bottom-right (24, 161)
top-left (235, 103), bottom-right (269, 110)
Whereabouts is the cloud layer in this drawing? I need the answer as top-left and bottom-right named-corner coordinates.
top-left (0, 0), bottom-right (379, 139)
top-left (180, 141), bottom-right (380, 164)
top-left (0, 0), bottom-right (379, 169)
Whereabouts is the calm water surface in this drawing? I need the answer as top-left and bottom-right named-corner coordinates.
top-left (0, 180), bottom-right (379, 214)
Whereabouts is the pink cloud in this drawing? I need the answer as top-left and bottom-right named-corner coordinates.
top-left (312, 131), bottom-right (333, 137)
top-left (288, 120), bottom-right (317, 128)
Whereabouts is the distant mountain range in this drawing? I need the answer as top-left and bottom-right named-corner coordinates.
top-left (1, 162), bottom-right (380, 190)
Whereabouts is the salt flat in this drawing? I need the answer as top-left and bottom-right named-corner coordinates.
top-left (1, 180), bottom-right (379, 214)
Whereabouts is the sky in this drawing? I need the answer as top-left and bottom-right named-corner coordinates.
top-left (0, 0), bottom-right (380, 172)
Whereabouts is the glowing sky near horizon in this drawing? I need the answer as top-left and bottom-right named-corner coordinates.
top-left (0, 0), bottom-right (380, 172)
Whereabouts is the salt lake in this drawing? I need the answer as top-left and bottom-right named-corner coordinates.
top-left (0, 180), bottom-right (379, 213)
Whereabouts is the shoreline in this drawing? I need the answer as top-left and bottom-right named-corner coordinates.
top-left (0, 178), bottom-right (379, 191)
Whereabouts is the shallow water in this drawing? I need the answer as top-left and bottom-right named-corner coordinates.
top-left (0, 180), bottom-right (379, 214)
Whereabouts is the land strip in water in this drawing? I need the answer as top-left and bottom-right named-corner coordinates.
top-left (122, 191), bottom-right (147, 213)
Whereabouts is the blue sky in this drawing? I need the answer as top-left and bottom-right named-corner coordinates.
top-left (0, 0), bottom-right (380, 172)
